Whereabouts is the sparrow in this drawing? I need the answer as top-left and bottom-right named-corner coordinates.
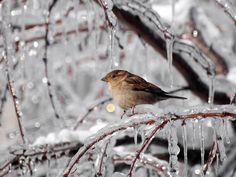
top-left (101, 70), bottom-right (186, 115)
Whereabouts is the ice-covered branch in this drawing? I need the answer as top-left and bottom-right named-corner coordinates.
top-left (230, 93), bottom-right (236, 105)
top-left (43, 0), bottom-right (61, 119)
top-left (63, 106), bottom-right (236, 176)
top-left (95, 141), bottom-right (109, 177)
top-left (127, 119), bottom-right (169, 177)
top-left (73, 97), bottom-right (112, 130)
top-left (215, 0), bottom-right (236, 25)
top-left (0, 142), bottom-right (82, 177)
top-left (62, 116), bottom-right (156, 177)
top-left (203, 141), bottom-right (217, 175)
top-left (113, 153), bottom-right (169, 177)
top-left (0, 11), bottom-right (26, 143)
top-left (0, 84), bottom-right (7, 125)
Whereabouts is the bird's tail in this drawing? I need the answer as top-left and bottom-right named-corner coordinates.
top-left (165, 94), bottom-right (187, 100)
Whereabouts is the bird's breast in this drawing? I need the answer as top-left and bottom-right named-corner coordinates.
top-left (108, 84), bottom-right (137, 109)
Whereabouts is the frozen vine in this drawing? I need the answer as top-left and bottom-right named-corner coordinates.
top-left (215, 0), bottom-right (236, 25)
top-left (0, 4), bottom-right (26, 144)
top-left (43, 0), bottom-right (61, 119)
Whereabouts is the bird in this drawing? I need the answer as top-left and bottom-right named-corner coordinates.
top-left (101, 69), bottom-right (187, 117)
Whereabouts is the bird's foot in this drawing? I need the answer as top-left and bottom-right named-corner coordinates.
top-left (121, 110), bottom-right (127, 119)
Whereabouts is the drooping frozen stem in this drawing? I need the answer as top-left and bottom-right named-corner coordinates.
top-left (43, 0), bottom-right (61, 119)
top-left (127, 119), bottom-right (169, 177)
top-left (203, 141), bottom-right (217, 175)
top-left (0, 4), bottom-right (26, 144)
top-left (96, 141), bottom-right (109, 177)
top-left (73, 97), bottom-right (112, 130)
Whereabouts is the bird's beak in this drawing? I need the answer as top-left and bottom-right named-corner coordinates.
top-left (101, 76), bottom-right (107, 82)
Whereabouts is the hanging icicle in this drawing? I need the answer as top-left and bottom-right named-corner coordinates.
top-left (168, 121), bottom-right (179, 176)
top-left (182, 122), bottom-right (188, 177)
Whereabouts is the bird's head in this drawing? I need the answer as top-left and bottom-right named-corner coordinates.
top-left (101, 70), bottom-right (129, 85)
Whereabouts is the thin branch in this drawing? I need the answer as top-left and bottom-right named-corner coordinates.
top-left (43, 0), bottom-right (60, 119)
top-left (0, 142), bottom-right (82, 176)
top-left (97, 0), bottom-right (115, 28)
top-left (95, 141), bottom-right (109, 177)
top-left (1, 24), bottom-right (26, 144)
top-left (215, 0), bottom-right (236, 25)
top-left (0, 84), bottom-right (7, 126)
top-left (73, 97), bottom-right (112, 130)
top-left (113, 153), bottom-right (169, 177)
top-left (127, 119), bottom-right (169, 177)
top-left (230, 93), bottom-right (236, 104)
top-left (203, 141), bottom-right (217, 174)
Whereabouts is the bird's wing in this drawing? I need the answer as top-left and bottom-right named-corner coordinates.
top-left (124, 74), bottom-right (167, 94)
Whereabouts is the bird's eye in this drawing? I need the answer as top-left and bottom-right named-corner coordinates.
top-left (112, 75), bottom-right (115, 78)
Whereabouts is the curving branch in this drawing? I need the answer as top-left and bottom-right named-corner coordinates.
top-left (215, 0), bottom-right (236, 25)
top-left (43, 0), bottom-right (61, 119)
top-left (73, 97), bottom-right (112, 130)
top-left (127, 119), bottom-right (169, 177)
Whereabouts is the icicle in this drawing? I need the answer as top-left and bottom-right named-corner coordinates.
top-left (134, 126), bottom-right (138, 148)
top-left (223, 120), bottom-right (231, 144)
top-left (168, 122), bottom-right (179, 176)
top-left (215, 153), bottom-right (219, 176)
top-left (166, 38), bottom-right (174, 87)
top-left (214, 120), bottom-right (227, 162)
top-left (47, 159), bottom-right (50, 177)
top-left (182, 123), bottom-right (188, 177)
top-left (171, 0), bottom-right (176, 26)
top-left (208, 75), bottom-right (215, 105)
top-left (192, 121), bottom-right (196, 150)
top-left (199, 121), bottom-right (205, 177)
top-left (109, 28), bottom-right (119, 69)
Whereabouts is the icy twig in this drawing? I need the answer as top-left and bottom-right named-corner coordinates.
top-left (96, 141), bottom-right (109, 177)
top-left (6, 74), bottom-right (26, 144)
top-left (62, 118), bottom-right (156, 177)
top-left (203, 141), bottom-right (217, 175)
top-left (43, 0), bottom-right (60, 119)
top-left (127, 119), bottom-right (169, 177)
top-left (230, 93), bottom-right (236, 104)
top-left (0, 142), bottom-right (81, 177)
top-left (113, 153), bottom-right (169, 177)
top-left (97, 0), bottom-right (116, 28)
top-left (25, 6), bottom-right (74, 30)
top-left (215, 0), bottom-right (236, 25)
top-left (0, 84), bottom-right (7, 125)
top-left (73, 97), bottom-right (112, 130)
top-left (1, 42), bottom-right (26, 144)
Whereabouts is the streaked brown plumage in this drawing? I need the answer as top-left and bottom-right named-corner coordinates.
top-left (101, 70), bottom-right (186, 110)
